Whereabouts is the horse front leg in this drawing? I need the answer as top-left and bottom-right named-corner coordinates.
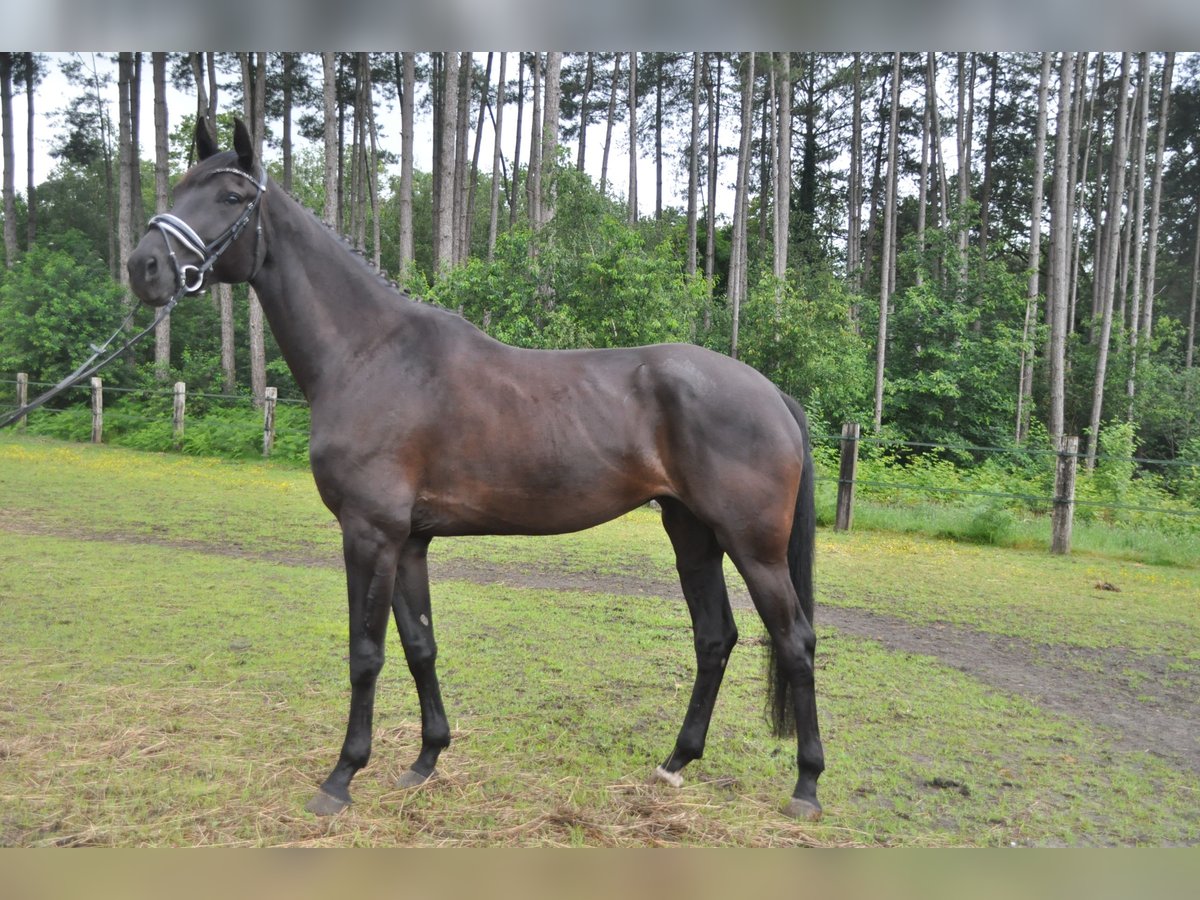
top-left (389, 535), bottom-right (451, 787)
top-left (306, 518), bottom-right (404, 815)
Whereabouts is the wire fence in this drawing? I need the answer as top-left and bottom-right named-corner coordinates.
top-left (4, 374), bottom-right (1199, 529)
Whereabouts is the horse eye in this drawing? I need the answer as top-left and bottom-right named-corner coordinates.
top-left (223, 193), bottom-right (242, 205)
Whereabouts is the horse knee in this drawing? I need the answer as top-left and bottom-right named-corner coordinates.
top-left (348, 642), bottom-right (385, 686)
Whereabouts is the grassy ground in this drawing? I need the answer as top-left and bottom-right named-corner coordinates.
top-left (1, 435), bottom-right (1197, 846)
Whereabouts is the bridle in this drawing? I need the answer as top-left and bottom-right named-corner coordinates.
top-left (0, 165), bottom-right (268, 430)
top-left (147, 165), bottom-right (268, 294)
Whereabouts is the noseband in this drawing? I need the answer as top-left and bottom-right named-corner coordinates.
top-left (147, 166), bottom-right (268, 294)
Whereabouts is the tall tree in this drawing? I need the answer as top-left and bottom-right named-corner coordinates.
top-left (453, 52), bottom-right (472, 264)
top-left (322, 53), bottom-right (338, 228)
top-left (873, 53), bottom-right (901, 434)
top-left (152, 52), bottom-right (171, 380)
top-left (773, 52), bottom-right (791, 290)
top-left (1047, 52), bottom-right (1076, 445)
top-left (1017, 53), bottom-right (1052, 444)
top-left (0, 53), bottom-right (15, 267)
top-left (435, 51), bottom-right (459, 272)
top-left (1086, 52), bottom-right (1131, 466)
top-left (1139, 52), bottom-right (1175, 348)
top-left (728, 52), bottom-right (755, 360)
top-left (600, 53), bottom-right (620, 195)
top-left (686, 52), bottom-right (701, 277)
top-left (509, 53), bottom-right (525, 226)
top-left (398, 52), bottom-right (415, 277)
top-left (527, 53), bottom-right (542, 231)
top-left (539, 52), bottom-right (562, 229)
top-left (465, 52), bottom-right (493, 259)
top-left (116, 53), bottom-right (135, 297)
top-left (22, 53), bottom-right (40, 246)
top-left (575, 52), bottom-right (594, 172)
top-left (704, 54), bottom-right (721, 299)
top-left (240, 52), bottom-right (268, 405)
top-left (848, 53), bottom-right (862, 292)
top-left (627, 51), bottom-right (638, 225)
top-left (1126, 52), bottom-right (1151, 413)
top-left (487, 53), bottom-right (507, 260)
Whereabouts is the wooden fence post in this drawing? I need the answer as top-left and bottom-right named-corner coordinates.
top-left (15, 372), bottom-right (28, 430)
top-left (262, 386), bottom-right (278, 457)
top-left (1051, 435), bottom-right (1079, 554)
top-left (835, 421), bottom-right (860, 532)
top-left (90, 377), bottom-right (103, 444)
top-left (173, 382), bottom-right (186, 448)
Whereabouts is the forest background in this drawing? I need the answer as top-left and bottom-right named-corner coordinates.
top-left (1, 51), bottom-right (1199, 497)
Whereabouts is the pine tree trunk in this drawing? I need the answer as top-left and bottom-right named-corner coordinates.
top-left (1126, 52), bottom-right (1151, 414)
top-left (0, 53), bottom-right (16, 267)
top-left (916, 60), bottom-right (929, 288)
top-left (1017, 54), bottom-right (1052, 444)
top-left (464, 52), bottom-right (493, 261)
top-left (977, 53), bottom-right (998, 260)
top-left (1070, 51), bottom-right (1099, 333)
top-left (656, 53), bottom-right (664, 222)
top-left (1086, 53), bottom-right (1131, 467)
top-left (849, 53), bottom-right (862, 293)
top-left (704, 54), bottom-right (720, 302)
top-left (686, 52), bottom-right (701, 277)
top-left (282, 53), bottom-right (294, 193)
top-left (365, 56), bottom-right (382, 269)
top-left (576, 53), bottom-right (593, 172)
top-left (1140, 52), bottom-right (1174, 348)
top-left (600, 53), bottom-right (620, 195)
top-left (436, 52), bottom-right (459, 272)
top-left (1187, 204), bottom-right (1200, 370)
top-left (539, 52), bottom-right (562, 229)
top-left (527, 53), bottom-right (542, 230)
top-left (873, 53), bottom-right (900, 434)
top-left (627, 51), bottom-right (638, 226)
top-left (510, 54), bottom-right (525, 226)
top-left (117, 53), bottom-right (134, 298)
top-left (322, 53), bottom-right (338, 228)
top-left (774, 52), bottom-right (791, 290)
top-left (23, 53), bottom-right (36, 246)
top-left (130, 54), bottom-right (145, 237)
top-left (729, 52), bottom-right (755, 360)
top-left (399, 52), bottom-right (415, 277)
top-left (1048, 53), bottom-right (1076, 445)
top-left (242, 52), bottom-right (267, 406)
top-left (453, 53), bottom-right (472, 264)
top-left (152, 52), bottom-right (171, 380)
top-left (487, 53), bottom-right (507, 261)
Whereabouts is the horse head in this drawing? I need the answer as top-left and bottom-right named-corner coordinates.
top-left (127, 117), bottom-right (267, 307)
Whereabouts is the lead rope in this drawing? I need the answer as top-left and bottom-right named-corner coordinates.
top-left (0, 167), bottom-right (267, 431)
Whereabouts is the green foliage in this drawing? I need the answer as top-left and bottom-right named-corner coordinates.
top-left (736, 268), bottom-right (873, 432)
top-left (0, 232), bottom-right (127, 382)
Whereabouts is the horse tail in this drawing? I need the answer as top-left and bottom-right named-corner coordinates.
top-left (765, 390), bottom-right (816, 739)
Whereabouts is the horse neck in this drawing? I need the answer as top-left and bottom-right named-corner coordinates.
top-left (248, 188), bottom-right (408, 399)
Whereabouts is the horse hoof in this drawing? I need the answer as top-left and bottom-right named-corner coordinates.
top-left (652, 765), bottom-right (684, 788)
top-left (305, 789), bottom-right (350, 816)
top-left (395, 767), bottom-right (435, 789)
top-left (783, 797), bottom-right (823, 821)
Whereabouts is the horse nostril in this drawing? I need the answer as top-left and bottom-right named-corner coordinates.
top-left (145, 256), bottom-right (158, 277)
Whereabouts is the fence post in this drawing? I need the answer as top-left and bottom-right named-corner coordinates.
top-left (835, 421), bottom-right (860, 532)
top-left (173, 382), bottom-right (186, 449)
top-left (1051, 435), bottom-right (1079, 555)
top-left (262, 386), bottom-right (278, 457)
top-left (15, 372), bottom-right (28, 430)
top-left (90, 377), bottom-right (103, 444)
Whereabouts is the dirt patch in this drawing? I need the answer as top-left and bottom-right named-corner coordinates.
top-left (4, 514), bottom-right (1197, 775)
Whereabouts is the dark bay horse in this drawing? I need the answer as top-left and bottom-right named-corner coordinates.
top-left (128, 119), bottom-right (824, 821)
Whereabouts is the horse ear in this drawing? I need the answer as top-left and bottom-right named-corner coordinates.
top-left (233, 118), bottom-right (256, 172)
top-left (196, 116), bottom-right (219, 160)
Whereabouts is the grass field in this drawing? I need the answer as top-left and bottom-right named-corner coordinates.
top-left (1, 434), bottom-right (1197, 846)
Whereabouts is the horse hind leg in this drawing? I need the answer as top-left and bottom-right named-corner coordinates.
top-left (728, 550), bottom-right (824, 821)
top-left (653, 498), bottom-right (738, 788)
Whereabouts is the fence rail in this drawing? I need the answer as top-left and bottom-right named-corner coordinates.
top-left (4, 375), bottom-right (1198, 555)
